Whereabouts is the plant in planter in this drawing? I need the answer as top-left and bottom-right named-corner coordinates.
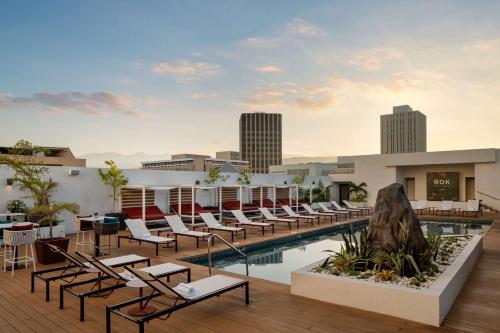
top-left (0, 139), bottom-right (80, 264)
top-left (311, 180), bottom-right (327, 203)
top-left (348, 181), bottom-right (368, 203)
top-left (236, 171), bottom-right (252, 185)
top-left (6, 199), bottom-right (27, 214)
top-left (293, 174), bottom-right (306, 202)
top-left (98, 160), bottom-right (128, 228)
top-left (204, 168), bottom-right (228, 206)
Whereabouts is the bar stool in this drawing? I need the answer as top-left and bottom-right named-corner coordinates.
top-left (75, 215), bottom-right (94, 252)
top-left (94, 217), bottom-right (120, 256)
top-left (3, 229), bottom-right (37, 276)
top-left (0, 221), bottom-right (12, 260)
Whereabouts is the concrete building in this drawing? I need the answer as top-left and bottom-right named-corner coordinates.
top-left (330, 148), bottom-right (500, 211)
top-left (381, 105), bottom-right (427, 154)
top-left (240, 112), bottom-right (282, 174)
top-left (216, 151), bottom-right (240, 160)
top-left (269, 162), bottom-right (338, 176)
top-left (141, 153), bottom-right (250, 173)
top-left (0, 146), bottom-right (86, 167)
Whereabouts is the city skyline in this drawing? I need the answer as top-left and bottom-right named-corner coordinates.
top-left (2, 1), bottom-right (500, 157)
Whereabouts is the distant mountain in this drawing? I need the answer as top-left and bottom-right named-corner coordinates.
top-left (281, 155), bottom-right (337, 165)
top-left (79, 152), bottom-right (170, 169)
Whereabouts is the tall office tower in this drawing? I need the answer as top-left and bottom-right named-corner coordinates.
top-left (239, 112), bottom-right (282, 173)
top-left (380, 105), bottom-right (427, 154)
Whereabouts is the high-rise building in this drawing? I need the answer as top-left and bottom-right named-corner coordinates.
top-left (380, 105), bottom-right (427, 154)
top-left (239, 112), bottom-right (282, 173)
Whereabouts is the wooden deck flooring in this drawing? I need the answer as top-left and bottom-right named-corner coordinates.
top-left (1, 214), bottom-right (499, 333)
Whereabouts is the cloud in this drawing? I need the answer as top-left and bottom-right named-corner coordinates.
top-left (346, 47), bottom-right (404, 71)
top-left (240, 37), bottom-right (281, 48)
top-left (0, 91), bottom-right (155, 117)
top-left (286, 18), bottom-right (324, 37)
top-left (256, 65), bottom-right (282, 73)
top-left (464, 38), bottom-right (500, 52)
top-left (241, 83), bottom-right (333, 112)
top-left (151, 59), bottom-right (220, 81)
top-left (191, 92), bottom-right (218, 99)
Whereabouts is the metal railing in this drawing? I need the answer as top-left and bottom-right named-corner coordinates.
top-left (207, 234), bottom-right (249, 276)
top-left (477, 190), bottom-right (500, 201)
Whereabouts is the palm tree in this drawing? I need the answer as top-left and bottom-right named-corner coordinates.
top-left (348, 182), bottom-right (368, 201)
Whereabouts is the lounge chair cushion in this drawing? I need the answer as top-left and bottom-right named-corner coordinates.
top-left (123, 206), bottom-right (167, 221)
top-left (173, 274), bottom-right (245, 300)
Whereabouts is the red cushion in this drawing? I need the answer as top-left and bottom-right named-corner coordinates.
top-left (257, 199), bottom-right (282, 208)
top-left (12, 224), bottom-right (33, 231)
top-left (222, 200), bottom-right (241, 210)
top-left (123, 206), bottom-right (166, 221)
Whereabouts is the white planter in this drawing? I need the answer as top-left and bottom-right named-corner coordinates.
top-left (38, 224), bottom-right (66, 239)
top-left (291, 235), bottom-right (483, 326)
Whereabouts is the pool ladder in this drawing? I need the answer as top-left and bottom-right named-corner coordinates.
top-left (207, 234), bottom-right (249, 276)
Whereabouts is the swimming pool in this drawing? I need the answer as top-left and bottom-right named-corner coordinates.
top-left (183, 219), bottom-right (491, 285)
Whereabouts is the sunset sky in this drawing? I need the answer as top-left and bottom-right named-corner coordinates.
top-left (1, 0), bottom-right (500, 158)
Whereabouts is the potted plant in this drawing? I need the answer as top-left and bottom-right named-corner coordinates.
top-left (348, 181), bottom-right (368, 206)
top-left (0, 139), bottom-right (79, 264)
top-left (6, 199), bottom-right (28, 214)
top-left (311, 180), bottom-right (327, 203)
top-left (98, 160), bottom-right (128, 229)
top-left (204, 168), bottom-right (228, 207)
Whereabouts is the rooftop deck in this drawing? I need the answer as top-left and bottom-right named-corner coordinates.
top-left (1, 214), bottom-right (499, 332)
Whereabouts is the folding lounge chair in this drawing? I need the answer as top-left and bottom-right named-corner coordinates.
top-left (436, 201), bottom-right (456, 216)
top-left (164, 215), bottom-right (212, 248)
top-left (119, 219), bottom-right (177, 255)
top-left (258, 207), bottom-right (299, 230)
top-left (317, 202), bottom-right (350, 220)
top-left (31, 243), bottom-right (150, 302)
top-left (462, 200), bottom-right (480, 218)
top-left (282, 205), bottom-right (319, 225)
top-left (198, 212), bottom-right (246, 242)
top-left (60, 251), bottom-right (190, 321)
top-left (106, 267), bottom-right (249, 333)
top-left (414, 200), bottom-right (431, 215)
top-left (301, 204), bottom-right (336, 223)
top-left (343, 200), bottom-right (373, 215)
top-left (331, 201), bottom-right (361, 217)
top-left (231, 210), bottom-right (274, 236)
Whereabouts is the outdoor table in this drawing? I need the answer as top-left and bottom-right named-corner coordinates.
top-left (124, 277), bottom-right (157, 316)
top-left (0, 222), bottom-right (39, 269)
top-left (0, 213), bottom-right (26, 222)
top-left (79, 216), bottom-right (105, 256)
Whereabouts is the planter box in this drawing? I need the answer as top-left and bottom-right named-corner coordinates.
top-left (291, 235), bottom-right (483, 326)
top-left (37, 224), bottom-right (66, 239)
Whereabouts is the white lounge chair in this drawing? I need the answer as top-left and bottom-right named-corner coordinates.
top-left (122, 219), bottom-right (177, 255)
top-left (258, 207), bottom-right (299, 230)
top-left (106, 267), bottom-right (249, 333)
top-left (462, 200), bottom-right (480, 217)
top-left (198, 212), bottom-right (246, 242)
top-left (301, 204), bottom-right (336, 223)
top-left (230, 210), bottom-right (274, 236)
top-left (282, 205), bottom-right (318, 225)
top-left (414, 200), bottom-right (430, 215)
top-left (62, 251), bottom-right (190, 321)
top-left (331, 201), bottom-right (361, 217)
top-left (317, 202), bottom-right (350, 219)
top-left (164, 215), bottom-right (212, 248)
top-left (343, 200), bottom-right (373, 215)
top-left (436, 201), bottom-right (456, 216)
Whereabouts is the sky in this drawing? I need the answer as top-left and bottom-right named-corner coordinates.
top-left (1, 0), bottom-right (500, 158)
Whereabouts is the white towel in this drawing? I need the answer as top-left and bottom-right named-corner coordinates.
top-left (176, 283), bottom-right (195, 297)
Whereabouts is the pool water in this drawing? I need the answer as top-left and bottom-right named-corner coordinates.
top-left (184, 220), bottom-right (491, 285)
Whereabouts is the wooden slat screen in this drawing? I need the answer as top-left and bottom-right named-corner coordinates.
top-left (221, 188), bottom-right (238, 202)
top-left (121, 189), bottom-right (155, 208)
top-left (276, 188), bottom-right (290, 200)
top-left (252, 187), bottom-right (268, 201)
top-left (169, 187), bottom-right (193, 206)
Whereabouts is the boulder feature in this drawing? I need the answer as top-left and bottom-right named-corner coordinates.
top-left (367, 183), bottom-right (427, 253)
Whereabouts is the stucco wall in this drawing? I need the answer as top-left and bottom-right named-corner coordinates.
top-left (0, 166), bottom-right (331, 234)
top-left (475, 149), bottom-right (500, 210)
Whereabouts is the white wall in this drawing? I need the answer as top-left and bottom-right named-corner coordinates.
top-left (0, 166), bottom-right (332, 234)
top-left (475, 149), bottom-right (500, 210)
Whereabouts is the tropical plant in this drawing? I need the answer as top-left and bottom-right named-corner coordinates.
top-left (348, 182), bottom-right (368, 202)
top-left (204, 168), bottom-right (228, 185)
top-left (0, 139), bottom-right (80, 238)
top-left (311, 180), bottom-right (327, 202)
top-left (6, 199), bottom-right (27, 213)
top-left (98, 160), bottom-right (128, 213)
top-left (237, 171), bottom-right (252, 185)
